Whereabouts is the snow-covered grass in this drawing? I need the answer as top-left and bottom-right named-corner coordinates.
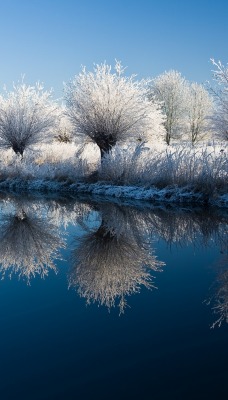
top-left (0, 142), bottom-right (99, 183)
top-left (99, 142), bottom-right (228, 200)
top-left (0, 140), bottom-right (227, 207)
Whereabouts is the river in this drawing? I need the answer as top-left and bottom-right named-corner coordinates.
top-left (0, 193), bottom-right (227, 399)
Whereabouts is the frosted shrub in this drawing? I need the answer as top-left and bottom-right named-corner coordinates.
top-left (154, 145), bottom-right (227, 194)
top-left (98, 142), bottom-right (228, 197)
top-left (98, 143), bottom-right (158, 184)
top-left (0, 142), bottom-right (92, 182)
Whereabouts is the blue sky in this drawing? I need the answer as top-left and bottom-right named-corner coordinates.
top-left (0, 0), bottom-right (227, 98)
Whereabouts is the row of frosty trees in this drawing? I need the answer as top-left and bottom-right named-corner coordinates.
top-left (0, 59), bottom-right (227, 159)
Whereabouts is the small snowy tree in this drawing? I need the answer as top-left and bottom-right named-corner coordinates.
top-left (0, 82), bottom-right (59, 157)
top-left (149, 70), bottom-right (189, 145)
top-left (209, 59), bottom-right (228, 141)
top-left (186, 83), bottom-right (213, 144)
top-left (54, 111), bottom-right (73, 143)
top-left (64, 61), bottom-right (164, 158)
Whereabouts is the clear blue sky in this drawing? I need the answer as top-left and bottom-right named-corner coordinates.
top-left (0, 0), bottom-right (227, 98)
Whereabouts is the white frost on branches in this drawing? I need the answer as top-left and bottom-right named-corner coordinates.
top-left (186, 82), bottom-right (213, 144)
top-left (64, 61), bottom-right (165, 157)
top-left (0, 82), bottom-right (60, 156)
top-left (149, 70), bottom-right (189, 144)
top-left (210, 59), bottom-right (228, 141)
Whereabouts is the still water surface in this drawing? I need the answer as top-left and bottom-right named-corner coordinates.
top-left (0, 194), bottom-right (227, 400)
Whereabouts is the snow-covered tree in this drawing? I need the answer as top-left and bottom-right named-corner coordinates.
top-left (209, 59), bottom-right (228, 141)
top-left (0, 82), bottom-right (59, 157)
top-left (149, 70), bottom-right (189, 145)
top-left (54, 111), bottom-right (73, 143)
top-left (186, 83), bottom-right (213, 144)
top-left (64, 61), bottom-right (164, 158)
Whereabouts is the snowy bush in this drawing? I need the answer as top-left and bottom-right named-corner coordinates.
top-left (98, 142), bottom-right (228, 198)
top-left (98, 142), bottom-right (161, 185)
top-left (0, 142), bottom-right (95, 182)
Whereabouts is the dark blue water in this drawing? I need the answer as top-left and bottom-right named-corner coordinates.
top-left (0, 194), bottom-right (227, 400)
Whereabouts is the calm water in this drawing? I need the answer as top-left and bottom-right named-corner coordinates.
top-left (0, 193), bottom-right (227, 400)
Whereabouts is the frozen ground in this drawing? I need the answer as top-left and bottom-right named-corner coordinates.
top-left (0, 140), bottom-right (227, 207)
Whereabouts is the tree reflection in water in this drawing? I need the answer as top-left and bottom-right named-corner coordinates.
top-left (69, 203), bottom-right (164, 313)
top-left (0, 206), bottom-right (65, 281)
top-left (207, 255), bottom-right (228, 328)
top-left (146, 207), bottom-right (227, 250)
top-left (0, 193), bottom-right (227, 324)
top-left (147, 207), bottom-right (228, 327)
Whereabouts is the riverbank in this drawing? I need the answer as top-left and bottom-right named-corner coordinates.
top-left (0, 142), bottom-right (227, 207)
top-left (0, 178), bottom-right (227, 208)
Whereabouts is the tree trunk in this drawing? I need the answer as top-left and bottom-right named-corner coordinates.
top-left (165, 131), bottom-right (171, 145)
top-left (95, 134), bottom-right (117, 159)
top-left (12, 143), bottom-right (24, 158)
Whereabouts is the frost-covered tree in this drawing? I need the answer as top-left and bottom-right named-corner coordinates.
top-left (54, 111), bottom-right (73, 143)
top-left (209, 59), bottom-right (228, 141)
top-left (64, 61), bottom-right (164, 158)
top-left (186, 83), bottom-right (213, 144)
top-left (149, 70), bottom-right (189, 145)
top-left (0, 82), bottom-right (59, 157)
